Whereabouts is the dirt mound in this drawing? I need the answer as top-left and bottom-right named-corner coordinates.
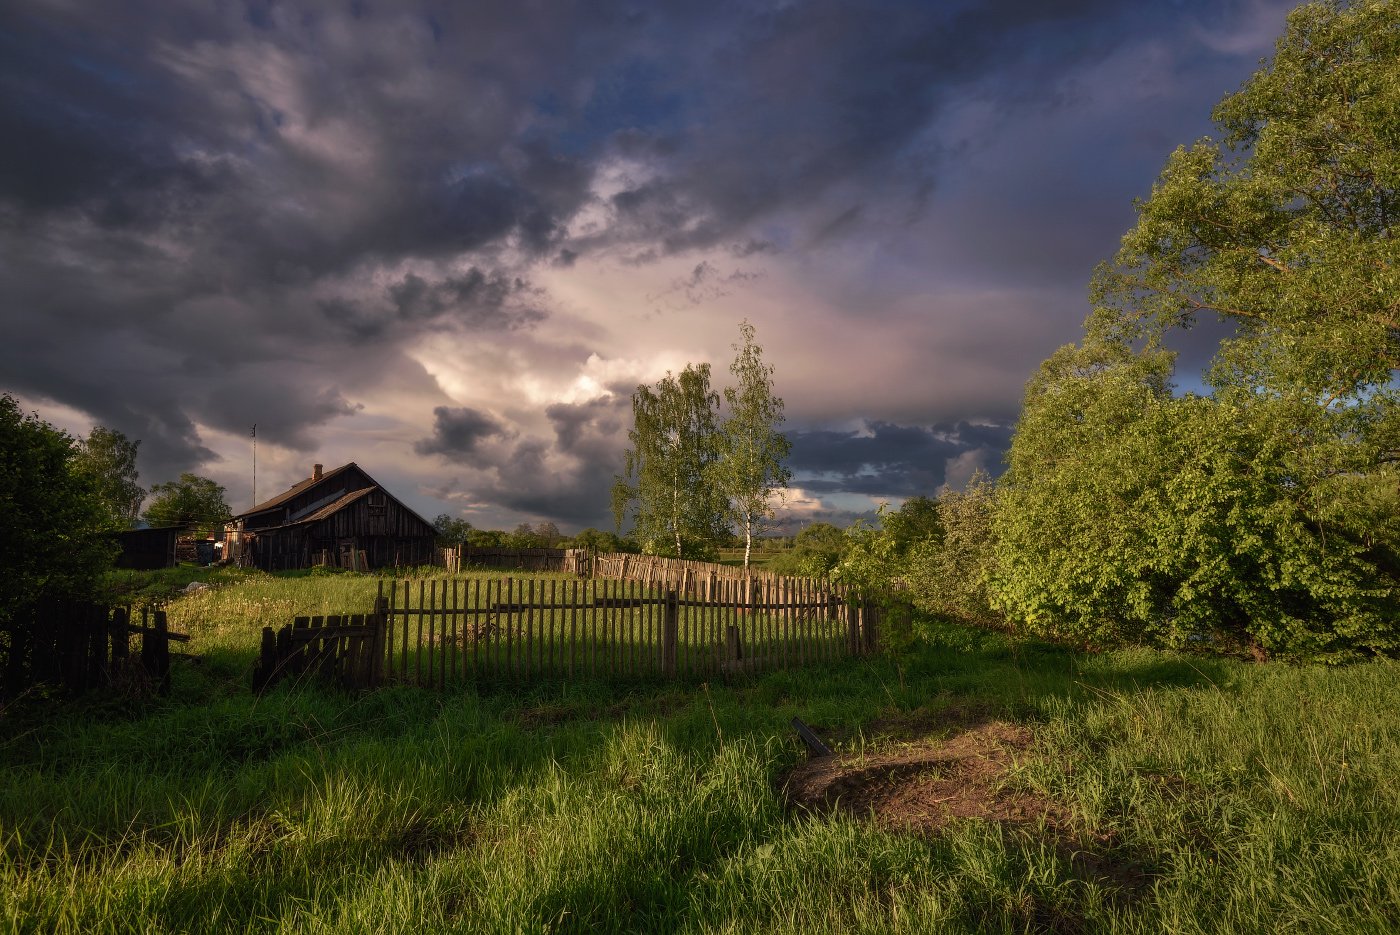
top-left (784, 717), bottom-right (1070, 835)
top-left (782, 711), bottom-right (1154, 897)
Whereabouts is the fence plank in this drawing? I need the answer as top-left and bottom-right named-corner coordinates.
top-left (520, 576), bottom-right (529, 680)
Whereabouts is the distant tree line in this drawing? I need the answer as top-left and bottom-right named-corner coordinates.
top-left (431, 515), bottom-right (642, 554)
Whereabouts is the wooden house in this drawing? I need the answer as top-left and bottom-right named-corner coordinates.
top-left (226, 463), bottom-right (436, 571)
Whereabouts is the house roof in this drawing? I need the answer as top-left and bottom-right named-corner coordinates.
top-left (234, 462), bottom-right (358, 519)
top-left (233, 463), bottom-right (435, 534)
top-left (296, 487), bottom-right (374, 525)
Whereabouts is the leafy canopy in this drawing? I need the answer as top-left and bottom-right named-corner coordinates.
top-left (612, 363), bottom-right (728, 559)
top-left (432, 513), bottom-right (473, 546)
top-left (713, 321), bottom-right (792, 570)
top-left (72, 426), bottom-right (143, 530)
top-left (1, 396), bottom-right (113, 691)
top-left (992, 0), bottom-right (1400, 658)
top-left (144, 473), bottom-right (232, 537)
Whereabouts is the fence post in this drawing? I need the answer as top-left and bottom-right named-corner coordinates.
top-left (153, 610), bottom-right (171, 696)
top-left (847, 592), bottom-right (861, 656)
top-left (109, 607), bottom-right (129, 680)
top-left (725, 624), bottom-right (742, 664)
top-left (662, 588), bottom-right (679, 676)
top-left (862, 598), bottom-right (879, 653)
top-left (254, 626), bottom-right (276, 691)
top-left (371, 596), bottom-right (389, 687)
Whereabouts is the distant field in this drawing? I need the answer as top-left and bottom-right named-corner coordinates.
top-left (716, 547), bottom-right (785, 569)
top-left (3, 567), bottom-right (1398, 933)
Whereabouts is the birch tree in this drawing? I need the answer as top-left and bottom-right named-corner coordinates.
top-left (715, 321), bottom-right (792, 570)
top-left (612, 363), bottom-right (727, 558)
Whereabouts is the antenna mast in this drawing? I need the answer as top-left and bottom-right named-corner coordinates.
top-left (251, 423), bottom-right (257, 508)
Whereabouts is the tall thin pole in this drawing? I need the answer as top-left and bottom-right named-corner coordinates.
top-left (251, 423), bottom-right (257, 508)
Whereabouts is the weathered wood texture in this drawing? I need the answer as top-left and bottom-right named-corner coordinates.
top-left (592, 552), bottom-right (800, 589)
top-left (2, 601), bottom-right (187, 698)
top-left (441, 546), bottom-right (591, 574)
top-left (370, 576), bottom-right (880, 688)
top-left (231, 463), bottom-right (436, 571)
top-left (253, 602), bottom-right (388, 692)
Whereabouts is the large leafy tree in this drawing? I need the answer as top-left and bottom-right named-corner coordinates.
top-left (993, 0), bottom-right (1400, 658)
top-left (1, 396), bottom-right (112, 693)
top-left (432, 513), bottom-right (473, 547)
top-left (72, 426), bottom-right (143, 530)
top-left (612, 363), bottom-right (728, 558)
top-left (714, 321), bottom-right (792, 570)
top-left (143, 473), bottom-right (232, 537)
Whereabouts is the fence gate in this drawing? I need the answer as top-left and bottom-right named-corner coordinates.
top-left (253, 613), bottom-right (386, 691)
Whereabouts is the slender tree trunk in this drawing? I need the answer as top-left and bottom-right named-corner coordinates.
top-left (743, 516), bottom-right (753, 571)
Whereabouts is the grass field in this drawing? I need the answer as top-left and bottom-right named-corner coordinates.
top-left (2, 568), bottom-right (1398, 933)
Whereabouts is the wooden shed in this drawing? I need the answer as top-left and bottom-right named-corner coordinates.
top-left (226, 463), bottom-right (436, 571)
top-left (111, 525), bottom-right (181, 570)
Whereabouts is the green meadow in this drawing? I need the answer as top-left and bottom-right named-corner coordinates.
top-left (2, 569), bottom-right (1398, 934)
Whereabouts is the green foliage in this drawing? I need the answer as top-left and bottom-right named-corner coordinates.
top-left (713, 321), bottom-right (793, 570)
top-left (904, 472), bottom-right (999, 625)
top-left (881, 495), bottom-right (943, 555)
top-left (71, 426), bottom-right (143, 530)
top-left (0, 396), bottom-right (113, 692)
top-left (994, 313), bottom-right (1399, 657)
top-left (431, 513), bottom-right (473, 546)
top-left (612, 363), bottom-right (728, 558)
top-left (992, 1), bottom-right (1400, 659)
top-left (466, 527), bottom-right (508, 548)
top-left (767, 521), bottom-right (849, 577)
top-left (142, 473), bottom-right (232, 537)
top-left (1096, 0), bottom-right (1400, 365)
top-left (8, 567), bottom-right (1400, 933)
top-left (568, 527), bottom-right (641, 553)
top-left (504, 521), bottom-right (563, 549)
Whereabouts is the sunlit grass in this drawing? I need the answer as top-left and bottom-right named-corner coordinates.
top-left (3, 574), bottom-right (1399, 933)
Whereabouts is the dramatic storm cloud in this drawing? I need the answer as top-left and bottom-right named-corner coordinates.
top-left (0, 0), bottom-right (1294, 529)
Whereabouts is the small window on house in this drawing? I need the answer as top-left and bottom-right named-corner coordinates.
top-left (368, 492), bottom-right (385, 506)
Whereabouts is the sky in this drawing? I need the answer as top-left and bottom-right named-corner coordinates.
top-left (0, 0), bottom-right (1299, 533)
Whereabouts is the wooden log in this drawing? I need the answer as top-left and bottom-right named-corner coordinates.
top-left (792, 717), bottom-right (833, 758)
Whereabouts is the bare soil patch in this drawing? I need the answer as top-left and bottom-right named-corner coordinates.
top-left (784, 717), bottom-right (1067, 835)
top-left (783, 711), bottom-right (1155, 896)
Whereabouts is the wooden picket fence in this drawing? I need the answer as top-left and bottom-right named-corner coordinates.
top-left (440, 546), bottom-right (590, 575)
top-left (591, 552), bottom-right (796, 588)
top-left (253, 613), bottom-right (385, 691)
top-left (375, 575), bottom-right (879, 688)
top-left (2, 601), bottom-right (188, 698)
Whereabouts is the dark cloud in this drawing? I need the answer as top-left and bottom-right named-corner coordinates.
top-left (425, 394), bottom-right (631, 527)
top-left (788, 420), bottom-right (1014, 499)
top-left (0, 0), bottom-right (1295, 526)
top-left (415, 407), bottom-right (509, 465)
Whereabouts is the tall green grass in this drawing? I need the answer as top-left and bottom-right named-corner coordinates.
top-left (2, 573), bottom-right (1398, 933)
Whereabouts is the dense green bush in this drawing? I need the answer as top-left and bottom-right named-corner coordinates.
top-left (903, 472), bottom-right (999, 626)
top-left (1, 396), bottom-right (113, 693)
top-left (988, 1), bottom-right (1400, 659)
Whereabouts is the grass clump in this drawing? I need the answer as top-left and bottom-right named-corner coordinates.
top-left (3, 570), bottom-right (1399, 933)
